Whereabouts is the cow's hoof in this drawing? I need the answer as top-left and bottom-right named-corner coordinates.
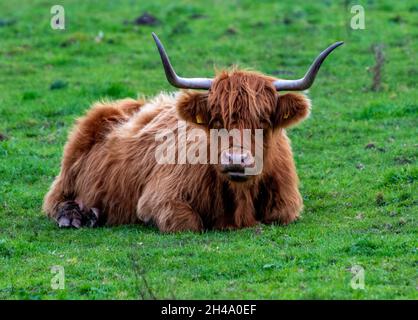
top-left (84, 207), bottom-right (100, 227)
top-left (56, 201), bottom-right (99, 229)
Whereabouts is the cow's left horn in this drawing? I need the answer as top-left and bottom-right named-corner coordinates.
top-left (152, 33), bottom-right (213, 90)
top-left (273, 41), bottom-right (344, 91)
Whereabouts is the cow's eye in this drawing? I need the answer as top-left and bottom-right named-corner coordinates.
top-left (261, 119), bottom-right (271, 129)
top-left (211, 120), bottom-right (223, 129)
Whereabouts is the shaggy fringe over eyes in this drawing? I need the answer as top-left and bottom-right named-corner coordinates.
top-left (208, 69), bottom-right (277, 128)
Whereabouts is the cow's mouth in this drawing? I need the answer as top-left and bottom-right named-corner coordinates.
top-left (221, 164), bottom-right (250, 182)
top-left (227, 172), bottom-right (249, 182)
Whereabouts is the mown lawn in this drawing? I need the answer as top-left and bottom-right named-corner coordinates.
top-left (0, 0), bottom-right (416, 299)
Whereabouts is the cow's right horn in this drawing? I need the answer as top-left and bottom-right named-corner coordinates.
top-left (152, 33), bottom-right (213, 90)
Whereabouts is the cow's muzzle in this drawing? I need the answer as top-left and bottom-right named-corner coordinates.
top-left (220, 148), bottom-right (255, 182)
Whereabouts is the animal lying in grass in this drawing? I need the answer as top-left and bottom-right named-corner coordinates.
top-left (43, 33), bottom-right (343, 232)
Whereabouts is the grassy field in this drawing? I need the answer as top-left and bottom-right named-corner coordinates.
top-left (0, 0), bottom-right (417, 299)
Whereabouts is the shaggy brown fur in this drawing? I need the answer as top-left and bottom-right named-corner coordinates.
top-left (43, 70), bottom-right (311, 232)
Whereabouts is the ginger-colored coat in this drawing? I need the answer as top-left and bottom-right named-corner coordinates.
top-left (43, 70), bottom-right (311, 232)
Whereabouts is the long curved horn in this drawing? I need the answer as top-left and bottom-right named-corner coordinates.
top-left (274, 41), bottom-right (344, 91)
top-left (152, 33), bottom-right (213, 90)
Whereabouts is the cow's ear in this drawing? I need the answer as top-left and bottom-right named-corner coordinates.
top-left (176, 91), bottom-right (209, 125)
top-left (273, 93), bottom-right (311, 128)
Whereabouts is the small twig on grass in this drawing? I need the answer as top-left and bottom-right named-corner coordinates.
top-left (370, 44), bottom-right (385, 91)
top-left (130, 253), bottom-right (157, 300)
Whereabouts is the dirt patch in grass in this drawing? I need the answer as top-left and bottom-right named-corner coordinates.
top-left (394, 156), bottom-right (414, 165)
top-left (133, 13), bottom-right (159, 26)
top-left (0, 18), bottom-right (16, 27)
top-left (50, 80), bottom-right (68, 90)
top-left (225, 27), bottom-right (238, 35)
top-left (189, 13), bottom-right (207, 20)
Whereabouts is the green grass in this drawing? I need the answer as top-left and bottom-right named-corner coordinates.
top-left (0, 0), bottom-right (417, 299)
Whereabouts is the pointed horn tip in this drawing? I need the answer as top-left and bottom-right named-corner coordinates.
top-left (321, 41), bottom-right (344, 56)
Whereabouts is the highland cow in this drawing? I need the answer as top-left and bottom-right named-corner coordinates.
top-left (43, 33), bottom-right (343, 232)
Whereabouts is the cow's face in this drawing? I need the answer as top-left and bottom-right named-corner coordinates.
top-left (152, 33), bottom-right (341, 182)
top-left (176, 70), bottom-right (311, 183)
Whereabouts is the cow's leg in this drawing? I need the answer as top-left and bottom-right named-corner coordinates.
top-left (159, 202), bottom-right (203, 232)
top-left (44, 185), bottom-right (101, 228)
top-left (260, 140), bottom-right (303, 225)
top-left (266, 199), bottom-right (302, 225)
top-left (137, 197), bottom-right (203, 233)
top-left (258, 165), bottom-right (303, 225)
top-left (263, 183), bottom-right (302, 225)
top-left (43, 98), bottom-right (145, 227)
top-left (214, 192), bottom-right (257, 230)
